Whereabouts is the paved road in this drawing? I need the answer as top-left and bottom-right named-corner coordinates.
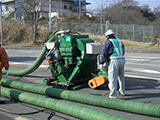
top-left (0, 48), bottom-right (160, 120)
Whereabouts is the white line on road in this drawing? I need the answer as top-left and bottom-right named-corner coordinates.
top-left (128, 59), bottom-right (150, 62)
top-left (15, 116), bottom-right (29, 120)
top-left (9, 61), bottom-right (49, 68)
top-left (128, 56), bottom-right (160, 59)
top-left (126, 62), bottom-right (160, 67)
top-left (125, 67), bottom-right (160, 74)
top-left (125, 74), bottom-right (160, 81)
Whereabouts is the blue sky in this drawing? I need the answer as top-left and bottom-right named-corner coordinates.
top-left (86, 0), bottom-right (160, 11)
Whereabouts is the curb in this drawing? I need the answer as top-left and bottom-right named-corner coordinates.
top-left (3, 47), bottom-right (160, 53)
top-left (125, 49), bottom-right (160, 53)
top-left (3, 47), bottom-right (43, 50)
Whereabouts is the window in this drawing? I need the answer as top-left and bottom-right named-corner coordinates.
top-left (69, 6), bottom-right (72, 10)
top-left (64, 5), bottom-right (67, 9)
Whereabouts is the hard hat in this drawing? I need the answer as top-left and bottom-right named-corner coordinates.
top-left (105, 29), bottom-right (114, 37)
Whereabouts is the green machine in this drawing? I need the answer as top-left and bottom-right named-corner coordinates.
top-left (44, 30), bottom-right (108, 89)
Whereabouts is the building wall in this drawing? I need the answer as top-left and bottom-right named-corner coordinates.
top-left (40, 0), bottom-right (75, 18)
top-left (3, 0), bottom-right (87, 19)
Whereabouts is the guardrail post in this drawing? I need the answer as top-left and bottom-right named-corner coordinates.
top-left (133, 25), bottom-right (135, 41)
top-left (101, 24), bottom-right (103, 36)
top-left (151, 26), bottom-right (154, 43)
top-left (76, 22), bottom-right (78, 32)
top-left (87, 23), bottom-right (89, 33)
top-left (116, 24), bottom-right (118, 39)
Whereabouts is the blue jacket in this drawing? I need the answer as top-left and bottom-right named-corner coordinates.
top-left (100, 37), bottom-right (125, 64)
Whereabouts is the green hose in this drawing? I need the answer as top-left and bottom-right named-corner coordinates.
top-left (1, 78), bottom-right (160, 117)
top-left (1, 86), bottom-right (126, 120)
top-left (2, 32), bottom-right (57, 76)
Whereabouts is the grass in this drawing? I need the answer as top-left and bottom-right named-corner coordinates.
top-left (1, 21), bottom-right (160, 50)
top-left (89, 34), bottom-right (160, 50)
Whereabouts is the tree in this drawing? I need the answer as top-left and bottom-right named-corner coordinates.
top-left (19, 0), bottom-right (46, 43)
top-left (152, 6), bottom-right (160, 35)
top-left (88, 0), bottom-right (109, 23)
top-left (120, 0), bottom-right (139, 10)
top-left (141, 4), bottom-right (156, 22)
top-left (154, 6), bottom-right (160, 19)
top-left (102, 0), bottom-right (154, 25)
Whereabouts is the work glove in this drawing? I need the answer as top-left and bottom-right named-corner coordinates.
top-left (6, 70), bottom-right (9, 75)
top-left (100, 64), bottom-right (103, 70)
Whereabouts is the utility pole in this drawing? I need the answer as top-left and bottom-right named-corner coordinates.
top-left (0, 0), bottom-right (3, 46)
top-left (49, 0), bottom-right (51, 28)
top-left (60, 0), bottom-right (62, 16)
top-left (100, 0), bottom-right (103, 35)
top-left (79, 0), bottom-right (81, 19)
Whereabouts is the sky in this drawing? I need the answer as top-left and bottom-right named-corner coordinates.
top-left (86, 0), bottom-right (160, 11)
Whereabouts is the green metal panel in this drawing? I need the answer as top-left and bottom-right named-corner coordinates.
top-left (51, 34), bottom-right (97, 86)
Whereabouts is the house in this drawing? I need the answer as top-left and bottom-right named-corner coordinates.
top-left (2, 0), bottom-right (90, 20)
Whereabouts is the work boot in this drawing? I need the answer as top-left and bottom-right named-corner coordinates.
top-left (0, 100), bottom-right (5, 104)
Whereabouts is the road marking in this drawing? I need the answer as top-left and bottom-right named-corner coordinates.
top-left (125, 68), bottom-right (160, 74)
top-left (128, 59), bottom-right (150, 62)
top-left (125, 75), bottom-right (160, 84)
top-left (127, 56), bottom-right (160, 62)
top-left (126, 62), bottom-right (160, 67)
top-left (125, 74), bottom-right (160, 81)
top-left (15, 116), bottom-right (30, 120)
top-left (129, 56), bottom-right (160, 59)
top-left (9, 61), bottom-right (48, 69)
top-left (136, 79), bottom-right (148, 82)
top-left (151, 81), bottom-right (160, 84)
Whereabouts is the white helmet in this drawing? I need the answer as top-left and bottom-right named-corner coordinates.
top-left (105, 29), bottom-right (114, 37)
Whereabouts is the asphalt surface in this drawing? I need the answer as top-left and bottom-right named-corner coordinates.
top-left (0, 47), bottom-right (160, 120)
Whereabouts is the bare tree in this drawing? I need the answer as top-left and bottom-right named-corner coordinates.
top-left (141, 4), bottom-right (156, 22)
top-left (153, 6), bottom-right (160, 35)
top-left (154, 6), bottom-right (160, 19)
top-left (19, 0), bottom-right (46, 43)
top-left (103, 0), bottom-right (149, 25)
top-left (120, 0), bottom-right (139, 10)
top-left (88, 0), bottom-right (108, 23)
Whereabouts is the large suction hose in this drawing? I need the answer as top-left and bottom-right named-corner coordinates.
top-left (1, 86), bottom-right (126, 120)
top-left (1, 78), bottom-right (160, 117)
top-left (2, 32), bottom-right (58, 76)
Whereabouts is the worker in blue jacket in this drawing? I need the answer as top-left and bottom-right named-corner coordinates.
top-left (100, 29), bottom-right (125, 98)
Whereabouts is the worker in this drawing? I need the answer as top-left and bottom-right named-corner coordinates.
top-left (0, 44), bottom-right (9, 104)
top-left (100, 29), bottom-right (125, 98)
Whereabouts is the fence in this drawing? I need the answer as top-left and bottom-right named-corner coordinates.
top-left (12, 20), bottom-right (154, 43)
top-left (51, 21), bottom-right (154, 43)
